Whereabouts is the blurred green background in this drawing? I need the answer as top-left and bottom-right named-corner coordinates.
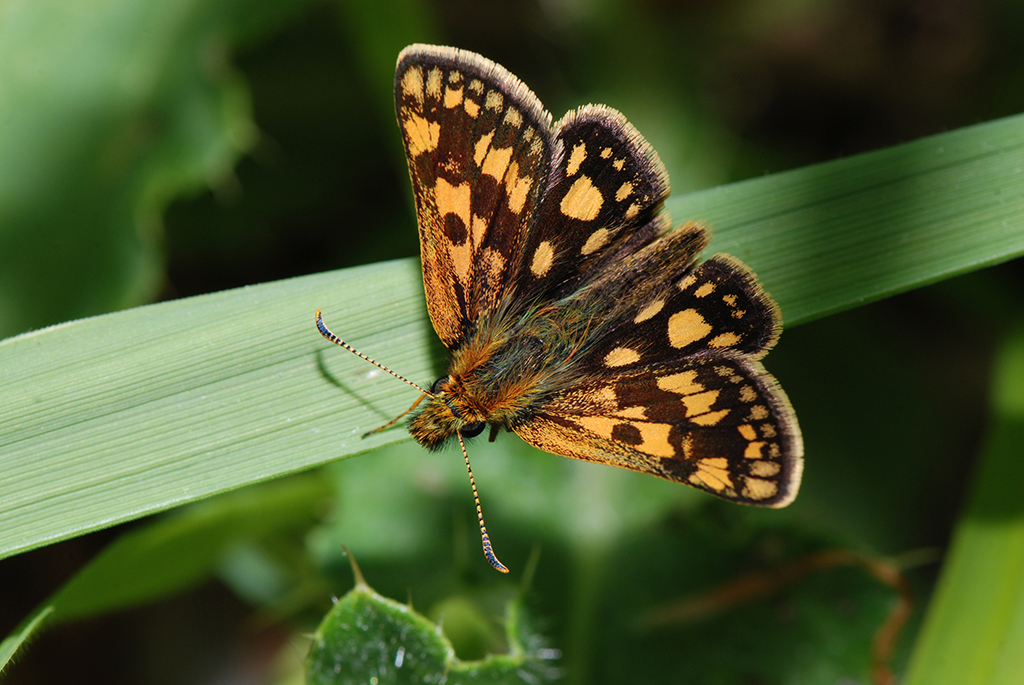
top-left (2, 0), bottom-right (1024, 683)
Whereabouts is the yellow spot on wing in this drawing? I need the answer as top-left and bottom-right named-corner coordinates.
top-left (750, 461), bottom-right (781, 477)
top-left (737, 424), bottom-right (757, 441)
top-left (634, 299), bottom-right (665, 323)
top-left (682, 389), bottom-right (720, 417)
top-left (678, 274), bottom-right (697, 290)
top-left (506, 161), bottom-right (533, 214)
top-left (657, 370), bottom-right (704, 395)
top-left (469, 79), bottom-right (484, 94)
top-left (600, 147), bottom-right (613, 158)
top-left (529, 131), bottom-right (544, 158)
top-left (504, 107), bottom-right (522, 128)
top-left (426, 67), bottom-right (442, 99)
top-left (612, 158), bottom-right (625, 171)
top-left (473, 131), bottom-right (494, 167)
top-left (739, 385), bottom-right (757, 402)
top-left (636, 423), bottom-right (674, 457)
top-left (434, 178), bottom-right (471, 233)
top-left (560, 176), bottom-right (604, 221)
top-left (625, 203), bottom-right (640, 220)
top-left (400, 66), bottom-right (424, 103)
top-left (481, 146), bottom-right (513, 180)
top-left (567, 143), bottom-right (586, 176)
top-left (694, 282), bottom-right (716, 297)
top-left (723, 294), bottom-right (737, 306)
top-left (403, 114), bottom-right (440, 157)
top-left (464, 98), bottom-right (480, 117)
top-left (668, 309), bottom-right (712, 348)
top-left (695, 458), bottom-right (734, 491)
top-left (748, 405), bottom-right (769, 420)
top-left (577, 415), bottom-right (616, 439)
top-left (743, 478), bottom-right (778, 500)
top-left (709, 332), bottom-right (742, 348)
top-left (615, 181), bottom-right (633, 202)
top-left (485, 90), bottom-right (503, 110)
top-left (581, 228), bottom-right (610, 255)
top-left (605, 346), bottom-right (641, 367)
top-left (744, 441), bottom-right (766, 459)
top-left (444, 86), bottom-right (463, 108)
top-left (531, 241), bottom-right (554, 276)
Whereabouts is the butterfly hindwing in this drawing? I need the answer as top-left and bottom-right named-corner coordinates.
top-left (513, 354), bottom-right (802, 507)
top-left (578, 248), bottom-right (783, 374)
top-left (395, 45), bottom-right (554, 349)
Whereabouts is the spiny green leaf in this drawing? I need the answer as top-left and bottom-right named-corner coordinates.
top-left (306, 568), bottom-right (552, 684)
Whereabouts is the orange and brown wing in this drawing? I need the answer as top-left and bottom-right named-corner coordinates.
top-left (580, 249), bottom-right (784, 367)
top-left (513, 354), bottom-right (802, 507)
top-left (517, 105), bottom-right (673, 302)
top-left (395, 45), bottom-right (554, 349)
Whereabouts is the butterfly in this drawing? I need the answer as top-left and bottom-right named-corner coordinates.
top-left (317, 44), bottom-right (803, 573)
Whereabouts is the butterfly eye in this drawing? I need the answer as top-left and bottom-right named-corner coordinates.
top-left (460, 422), bottom-right (485, 438)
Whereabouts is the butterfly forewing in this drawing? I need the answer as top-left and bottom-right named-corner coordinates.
top-left (513, 354), bottom-right (802, 507)
top-left (395, 45), bottom-right (554, 349)
top-left (519, 105), bottom-right (672, 300)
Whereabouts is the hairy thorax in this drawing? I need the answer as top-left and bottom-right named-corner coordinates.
top-left (408, 307), bottom-right (581, 450)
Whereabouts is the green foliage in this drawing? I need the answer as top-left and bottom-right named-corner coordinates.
top-left (306, 557), bottom-right (553, 684)
top-left (0, 0), bottom-right (319, 337)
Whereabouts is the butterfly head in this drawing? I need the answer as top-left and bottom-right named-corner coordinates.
top-left (408, 375), bottom-right (488, 450)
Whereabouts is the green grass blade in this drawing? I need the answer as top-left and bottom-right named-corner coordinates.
top-left (675, 112), bottom-right (1024, 325)
top-left (903, 326), bottom-right (1024, 685)
top-left (0, 261), bottom-right (432, 561)
top-left (2, 113), bottom-right (1023, 561)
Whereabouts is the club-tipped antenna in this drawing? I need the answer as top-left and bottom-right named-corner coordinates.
top-left (315, 310), bottom-right (431, 395)
top-left (458, 431), bottom-right (509, 573)
top-left (317, 309), bottom-right (506, 573)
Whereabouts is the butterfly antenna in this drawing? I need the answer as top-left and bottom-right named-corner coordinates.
top-left (458, 431), bottom-right (509, 573)
top-left (315, 310), bottom-right (431, 395)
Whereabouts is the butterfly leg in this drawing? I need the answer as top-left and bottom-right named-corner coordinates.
top-left (361, 393), bottom-right (428, 438)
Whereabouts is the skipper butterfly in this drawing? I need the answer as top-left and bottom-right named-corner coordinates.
top-left (317, 45), bottom-right (803, 573)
